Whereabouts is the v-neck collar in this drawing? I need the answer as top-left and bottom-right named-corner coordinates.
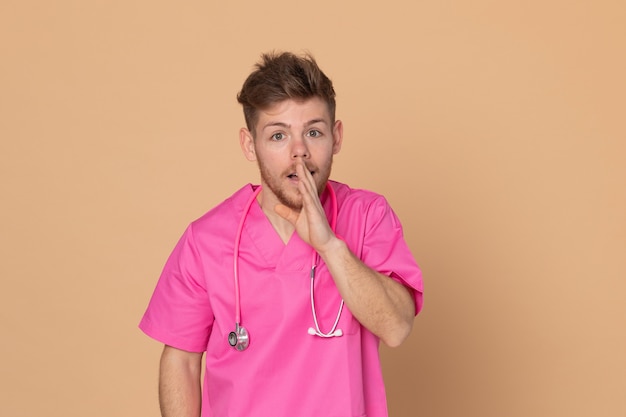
top-left (240, 185), bottom-right (333, 273)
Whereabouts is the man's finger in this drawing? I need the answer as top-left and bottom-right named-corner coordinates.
top-left (274, 204), bottom-right (298, 225)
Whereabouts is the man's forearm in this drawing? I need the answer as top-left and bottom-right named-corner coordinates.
top-left (319, 237), bottom-right (415, 347)
top-left (159, 345), bottom-right (203, 417)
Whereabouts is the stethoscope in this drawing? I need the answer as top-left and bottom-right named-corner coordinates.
top-left (228, 183), bottom-right (344, 351)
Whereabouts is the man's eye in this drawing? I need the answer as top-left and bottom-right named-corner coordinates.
top-left (307, 130), bottom-right (322, 138)
top-left (271, 133), bottom-right (285, 141)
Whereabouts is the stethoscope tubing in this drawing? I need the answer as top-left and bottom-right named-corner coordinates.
top-left (233, 185), bottom-right (263, 326)
top-left (232, 183), bottom-right (342, 347)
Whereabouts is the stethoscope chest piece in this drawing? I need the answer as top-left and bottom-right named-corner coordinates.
top-left (228, 323), bottom-right (249, 351)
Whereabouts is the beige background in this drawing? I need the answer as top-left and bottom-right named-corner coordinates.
top-left (1, 1), bottom-right (624, 416)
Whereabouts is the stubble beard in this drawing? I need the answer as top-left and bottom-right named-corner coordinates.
top-left (257, 157), bottom-right (333, 211)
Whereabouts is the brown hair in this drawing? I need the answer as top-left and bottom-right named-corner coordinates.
top-left (237, 51), bottom-right (336, 134)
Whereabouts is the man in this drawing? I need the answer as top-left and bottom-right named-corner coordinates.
top-left (140, 51), bottom-right (423, 417)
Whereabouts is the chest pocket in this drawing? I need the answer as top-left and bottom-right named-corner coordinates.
top-left (309, 264), bottom-right (361, 336)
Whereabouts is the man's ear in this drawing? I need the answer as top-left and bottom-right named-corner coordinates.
top-left (332, 120), bottom-right (344, 155)
top-left (240, 128), bottom-right (256, 161)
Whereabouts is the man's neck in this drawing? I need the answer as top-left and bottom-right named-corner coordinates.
top-left (257, 191), bottom-right (296, 245)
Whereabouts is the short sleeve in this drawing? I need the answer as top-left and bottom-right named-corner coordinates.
top-left (361, 197), bottom-right (424, 315)
top-left (139, 223), bottom-right (213, 352)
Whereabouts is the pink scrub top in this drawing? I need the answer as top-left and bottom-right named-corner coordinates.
top-left (140, 181), bottom-right (423, 417)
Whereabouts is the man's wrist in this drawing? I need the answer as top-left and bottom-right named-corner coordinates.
top-left (318, 235), bottom-right (347, 259)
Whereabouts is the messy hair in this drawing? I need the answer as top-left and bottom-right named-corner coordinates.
top-left (236, 51), bottom-right (336, 134)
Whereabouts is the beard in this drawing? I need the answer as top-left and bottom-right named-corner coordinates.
top-left (257, 157), bottom-right (333, 211)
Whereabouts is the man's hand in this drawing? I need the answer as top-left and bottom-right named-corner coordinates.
top-left (274, 159), bottom-right (337, 253)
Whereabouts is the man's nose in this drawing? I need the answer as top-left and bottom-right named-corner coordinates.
top-left (291, 137), bottom-right (309, 159)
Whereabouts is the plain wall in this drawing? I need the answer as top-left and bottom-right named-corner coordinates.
top-left (1, 1), bottom-right (624, 416)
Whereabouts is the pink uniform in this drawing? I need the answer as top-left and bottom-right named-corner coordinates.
top-left (140, 181), bottom-right (423, 417)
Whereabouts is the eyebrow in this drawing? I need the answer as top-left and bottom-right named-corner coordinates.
top-left (304, 118), bottom-right (328, 127)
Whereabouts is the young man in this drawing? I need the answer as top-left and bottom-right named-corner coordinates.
top-left (140, 52), bottom-right (423, 417)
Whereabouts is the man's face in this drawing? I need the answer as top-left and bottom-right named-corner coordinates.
top-left (240, 97), bottom-right (343, 211)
